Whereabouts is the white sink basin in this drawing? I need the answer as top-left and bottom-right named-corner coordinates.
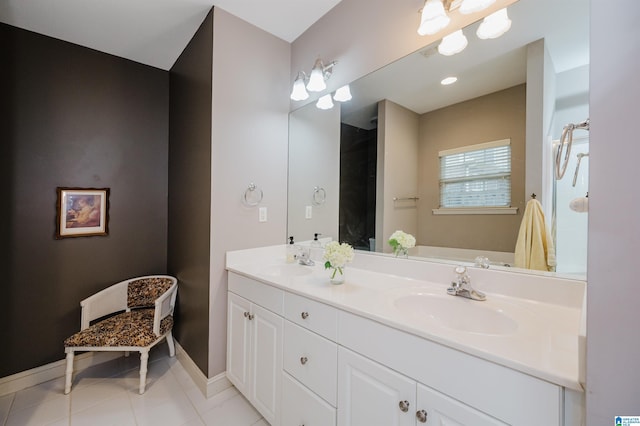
top-left (261, 264), bottom-right (313, 277)
top-left (394, 293), bottom-right (518, 335)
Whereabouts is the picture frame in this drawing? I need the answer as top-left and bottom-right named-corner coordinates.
top-left (56, 187), bottom-right (110, 238)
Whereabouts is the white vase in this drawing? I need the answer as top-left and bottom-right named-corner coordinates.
top-left (394, 247), bottom-right (409, 259)
top-left (328, 266), bottom-right (345, 284)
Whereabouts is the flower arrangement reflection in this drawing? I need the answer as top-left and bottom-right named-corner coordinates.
top-left (388, 230), bottom-right (416, 258)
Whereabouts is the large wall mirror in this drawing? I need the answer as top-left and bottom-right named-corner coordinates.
top-left (288, 0), bottom-right (589, 279)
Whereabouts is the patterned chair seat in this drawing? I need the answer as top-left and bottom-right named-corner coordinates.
top-left (64, 309), bottom-right (174, 348)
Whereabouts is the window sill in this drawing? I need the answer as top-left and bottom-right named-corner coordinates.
top-left (432, 207), bottom-right (519, 215)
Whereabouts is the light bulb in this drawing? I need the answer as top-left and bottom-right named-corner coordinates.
top-left (438, 30), bottom-right (468, 56)
top-left (417, 0), bottom-right (450, 36)
top-left (290, 73), bottom-right (309, 101)
top-left (307, 59), bottom-right (327, 92)
top-left (476, 8), bottom-right (512, 39)
top-left (316, 94), bottom-right (334, 110)
top-left (333, 85), bottom-right (352, 102)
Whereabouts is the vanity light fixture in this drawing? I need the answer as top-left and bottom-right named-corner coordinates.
top-left (307, 58), bottom-right (337, 92)
top-left (417, 0), bottom-right (451, 36)
top-left (441, 76), bottom-right (458, 85)
top-left (476, 8), bottom-right (512, 39)
top-left (333, 85), bottom-right (352, 102)
top-left (291, 58), bottom-right (337, 100)
top-left (316, 94), bottom-right (334, 110)
top-left (438, 30), bottom-right (468, 56)
top-left (290, 72), bottom-right (309, 101)
top-left (459, 0), bottom-right (496, 15)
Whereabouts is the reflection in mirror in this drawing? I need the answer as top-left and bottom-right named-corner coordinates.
top-left (288, 0), bottom-right (589, 279)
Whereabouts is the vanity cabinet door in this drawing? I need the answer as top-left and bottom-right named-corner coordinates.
top-left (227, 292), bottom-right (283, 426)
top-left (337, 347), bottom-right (415, 426)
top-left (282, 372), bottom-right (336, 426)
top-left (227, 292), bottom-right (251, 396)
top-left (416, 383), bottom-right (508, 425)
top-left (250, 303), bottom-right (283, 426)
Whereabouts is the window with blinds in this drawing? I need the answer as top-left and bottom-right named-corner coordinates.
top-left (439, 139), bottom-right (511, 209)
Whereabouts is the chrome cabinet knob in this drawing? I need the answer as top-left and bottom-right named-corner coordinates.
top-left (399, 400), bottom-right (410, 412)
top-left (301, 312), bottom-right (309, 319)
top-left (243, 311), bottom-right (254, 320)
top-left (300, 356), bottom-right (308, 365)
top-left (416, 410), bottom-right (428, 423)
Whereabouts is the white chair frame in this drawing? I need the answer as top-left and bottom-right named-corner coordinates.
top-left (64, 275), bottom-right (178, 394)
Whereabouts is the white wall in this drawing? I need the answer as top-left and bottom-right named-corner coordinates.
top-left (377, 100), bottom-right (419, 252)
top-left (525, 39), bottom-right (556, 206)
top-left (209, 9), bottom-right (290, 376)
top-left (586, 0), bottom-right (640, 422)
top-left (288, 102), bottom-right (341, 242)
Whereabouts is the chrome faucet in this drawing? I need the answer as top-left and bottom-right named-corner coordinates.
top-left (447, 266), bottom-right (486, 301)
top-left (295, 247), bottom-right (315, 266)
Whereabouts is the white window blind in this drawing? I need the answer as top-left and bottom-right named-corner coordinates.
top-left (439, 139), bottom-right (511, 208)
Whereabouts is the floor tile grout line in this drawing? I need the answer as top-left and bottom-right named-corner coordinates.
top-left (2, 392), bottom-right (16, 426)
top-left (163, 358), bottom-right (209, 425)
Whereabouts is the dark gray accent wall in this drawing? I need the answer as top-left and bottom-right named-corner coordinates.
top-left (0, 23), bottom-right (169, 377)
top-left (168, 9), bottom-right (213, 376)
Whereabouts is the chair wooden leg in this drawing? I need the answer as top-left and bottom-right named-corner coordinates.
top-left (139, 349), bottom-right (149, 394)
top-left (166, 331), bottom-right (176, 357)
top-left (64, 351), bottom-right (74, 394)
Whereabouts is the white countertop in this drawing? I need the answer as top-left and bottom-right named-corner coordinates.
top-left (226, 245), bottom-right (586, 391)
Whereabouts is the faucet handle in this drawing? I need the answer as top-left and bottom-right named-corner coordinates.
top-left (454, 266), bottom-right (467, 275)
top-left (474, 256), bottom-right (490, 269)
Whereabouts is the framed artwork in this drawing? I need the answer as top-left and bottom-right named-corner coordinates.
top-left (56, 187), bottom-right (110, 238)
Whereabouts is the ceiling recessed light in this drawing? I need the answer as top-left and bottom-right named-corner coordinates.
top-left (441, 76), bottom-right (458, 85)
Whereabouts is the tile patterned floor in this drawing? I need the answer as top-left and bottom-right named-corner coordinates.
top-left (0, 349), bottom-right (266, 426)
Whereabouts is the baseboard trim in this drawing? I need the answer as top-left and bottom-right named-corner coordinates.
top-left (1, 344), bottom-right (232, 400)
top-left (175, 342), bottom-right (231, 398)
top-left (0, 352), bottom-right (122, 397)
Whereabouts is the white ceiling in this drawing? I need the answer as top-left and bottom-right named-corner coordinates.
top-left (0, 0), bottom-right (343, 70)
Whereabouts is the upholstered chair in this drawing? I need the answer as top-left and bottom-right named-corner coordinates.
top-left (63, 275), bottom-right (178, 394)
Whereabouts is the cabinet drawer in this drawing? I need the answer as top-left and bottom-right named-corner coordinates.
top-left (284, 320), bottom-right (338, 406)
top-left (228, 272), bottom-right (283, 315)
top-left (284, 292), bottom-right (337, 340)
top-left (282, 372), bottom-right (336, 426)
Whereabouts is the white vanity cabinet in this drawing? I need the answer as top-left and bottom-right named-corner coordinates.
top-left (337, 346), bottom-right (507, 426)
top-left (227, 274), bottom-right (284, 426)
top-left (227, 270), bottom-right (569, 426)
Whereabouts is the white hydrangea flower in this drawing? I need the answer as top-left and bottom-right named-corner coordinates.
top-left (388, 230), bottom-right (416, 250)
top-left (323, 241), bottom-right (355, 268)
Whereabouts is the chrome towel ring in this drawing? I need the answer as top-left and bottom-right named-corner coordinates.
top-left (312, 186), bottom-right (326, 206)
top-left (243, 183), bottom-right (263, 206)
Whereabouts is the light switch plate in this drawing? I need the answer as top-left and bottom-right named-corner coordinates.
top-left (305, 205), bottom-right (312, 219)
top-left (259, 207), bottom-right (267, 222)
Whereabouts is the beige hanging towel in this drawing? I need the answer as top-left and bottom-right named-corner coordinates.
top-left (514, 198), bottom-right (556, 271)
